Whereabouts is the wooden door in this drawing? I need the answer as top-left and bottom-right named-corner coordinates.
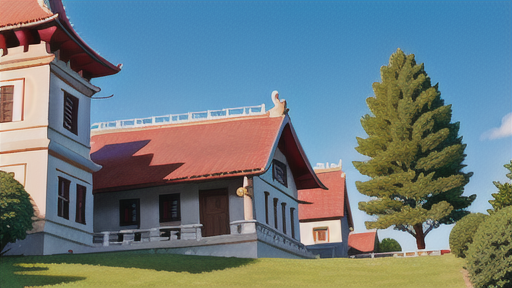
top-left (199, 189), bottom-right (230, 237)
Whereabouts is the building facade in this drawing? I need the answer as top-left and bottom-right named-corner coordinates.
top-left (298, 163), bottom-right (354, 258)
top-left (88, 93), bottom-right (324, 258)
top-left (0, 0), bottom-right (120, 255)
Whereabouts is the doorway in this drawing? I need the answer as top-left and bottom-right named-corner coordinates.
top-left (199, 189), bottom-right (230, 237)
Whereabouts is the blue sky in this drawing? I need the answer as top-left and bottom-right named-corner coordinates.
top-left (65, 1), bottom-right (511, 251)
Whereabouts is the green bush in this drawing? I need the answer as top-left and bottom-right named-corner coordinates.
top-left (449, 213), bottom-right (488, 258)
top-left (466, 206), bottom-right (512, 288)
top-left (379, 238), bottom-right (402, 252)
top-left (0, 171), bottom-right (34, 254)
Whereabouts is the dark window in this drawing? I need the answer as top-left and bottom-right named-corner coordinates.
top-left (0, 85), bottom-right (14, 123)
top-left (264, 192), bottom-right (270, 225)
top-left (58, 177), bottom-right (70, 219)
top-left (75, 184), bottom-right (86, 224)
top-left (272, 160), bottom-right (287, 187)
top-left (63, 92), bottom-right (79, 135)
top-left (159, 194), bottom-right (180, 222)
top-left (120, 199), bottom-right (140, 227)
top-left (281, 203), bottom-right (287, 234)
top-left (290, 208), bottom-right (296, 239)
top-left (273, 198), bottom-right (278, 229)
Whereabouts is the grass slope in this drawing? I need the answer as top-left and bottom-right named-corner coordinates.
top-left (0, 252), bottom-right (466, 288)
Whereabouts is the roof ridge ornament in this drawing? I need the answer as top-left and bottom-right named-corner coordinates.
top-left (268, 90), bottom-right (288, 117)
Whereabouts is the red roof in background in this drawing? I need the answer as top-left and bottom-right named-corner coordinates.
top-left (0, 0), bottom-right (121, 78)
top-left (348, 231), bottom-right (378, 252)
top-left (298, 169), bottom-right (353, 226)
top-left (0, 0), bottom-right (54, 28)
top-left (91, 114), bottom-right (324, 193)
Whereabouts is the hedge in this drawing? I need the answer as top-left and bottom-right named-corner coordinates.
top-left (466, 206), bottom-right (512, 288)
top-left (449, 213), bottom-right (488, 258)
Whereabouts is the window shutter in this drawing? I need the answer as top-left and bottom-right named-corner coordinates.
top-left (0, 85), bottom-right (14, 123)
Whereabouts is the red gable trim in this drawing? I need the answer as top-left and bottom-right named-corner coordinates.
top-left (264, 115), bottom-right (326, 190)
top-left (48, 0), bottom-right (121, 78)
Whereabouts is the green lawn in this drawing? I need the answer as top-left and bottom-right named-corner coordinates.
top-left (0, 251), bottom-right (467, 288)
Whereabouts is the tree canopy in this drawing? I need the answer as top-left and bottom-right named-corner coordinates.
top-left (0, 171), bottom-right (34, 254)
top-left (353, 49), bottom-right (475, 249)
top-left (379, 238), bottom-right (402, 252)
top-left (487, 160), bottom-right (512, 214)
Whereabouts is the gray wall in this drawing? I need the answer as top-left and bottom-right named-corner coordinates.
top-left (94, 178), bottom-right (244, 232)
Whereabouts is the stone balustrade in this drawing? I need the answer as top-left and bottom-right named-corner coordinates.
top-left (93, 224), bottom-right (203, 246)
top-left (91, 104), bottom-right (266, 131)
top-left (255, 222), bottom-right (312, 257)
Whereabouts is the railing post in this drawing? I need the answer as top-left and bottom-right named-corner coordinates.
top-left (102, 231), bottom-right (110, 247)
top-left (196, 226), bottom-right (201, 241)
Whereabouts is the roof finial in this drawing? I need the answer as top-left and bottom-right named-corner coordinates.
top-left (269, 90), bottom-right (288, 117)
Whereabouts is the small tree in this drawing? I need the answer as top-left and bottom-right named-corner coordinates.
top-left (487, 160), bottom-right (512, 214)
top-left (354, 49), bottom-right (475, 249)
top-left (466, 206), bottom-right (512, 288)
top-left (379, 238), bottom-right (402, 252)
top-left (449, 213), bottom-right (487, 258)
top-left (0, 171), bottom-right (34, 254)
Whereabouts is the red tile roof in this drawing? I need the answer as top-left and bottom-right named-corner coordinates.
top-left (298, 168), bottom-right (353, 225)
top-left (0, 0), bottom-right (121, 78)
top-left (91, 114), bottom-right (324, 193)
top-left (348, 231), bottom-right (378, 253)
top-left (0, 0), bottom-right (54, 28)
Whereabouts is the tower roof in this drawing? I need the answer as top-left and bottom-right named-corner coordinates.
top-left (0, 0), bottom-right (121, 79)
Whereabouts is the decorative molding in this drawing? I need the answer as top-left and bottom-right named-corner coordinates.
top-left (48, 141), bottom-right (101, 173)
top-left (0, 125), bottom-right (48, 133)
top-left (55, 168), bottom-right (91, 184)
top-left (51, 61), bottom-right (100, 97)
top-left (0, 54), bottom-right (55, 72)
top-left (0, 146), bottom-right (48, 154)
top-left (268, 91), bottom-right (288, 117)
top-left (0, 163), bottom-right (27, 186)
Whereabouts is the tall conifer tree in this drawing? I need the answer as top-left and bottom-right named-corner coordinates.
top-left (353, 49), bottom-right (475, 249)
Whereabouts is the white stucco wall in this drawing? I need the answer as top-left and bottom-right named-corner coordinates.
top-left (46, 155), bottom-right (94, 233)
top-left (299, 219), bottom-right (342, 246)
top-left (0, 44), bottom-right (52, 131)
top-left (0, 44), bottom-right (53, 219)
top-left (0, 150), bottom-right (49, 217)
top-left (48, 68), bottom-right (94, 152)
top-left (1, 43), bottom-right (104, 254)
top-left (253, 148), bottom-right (300, 241)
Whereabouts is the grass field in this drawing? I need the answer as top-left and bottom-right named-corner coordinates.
top-left (0, 251), bottom-right (467, 288)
